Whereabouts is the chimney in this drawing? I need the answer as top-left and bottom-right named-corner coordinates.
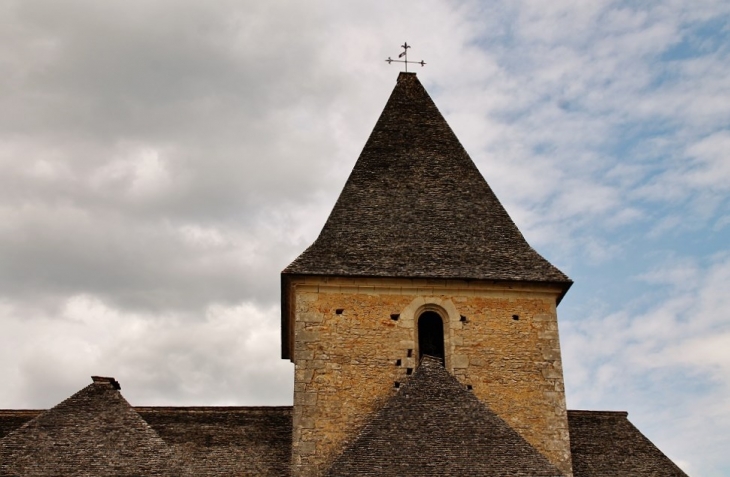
top-left (91, 376), bottom-right (121, 390)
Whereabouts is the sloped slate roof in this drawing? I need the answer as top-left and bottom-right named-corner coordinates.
top-left (0, 392), bottom-right (693, 476)
top-left (137, 406), bottom-right (291, 477)
top-left (0, 405), bottom-right (292, 477)
top-left (568, 410), bottom-right (688, 477)
top-left (326, 356), bottom-right (563, 477)
top-left (0, 377), bottom-right (183, 477)
top-left (0, 410), bottom-right (41, 440)
top-left (284, 72), bottom-right (570, 286)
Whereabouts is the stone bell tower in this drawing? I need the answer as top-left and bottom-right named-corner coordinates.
top-left (281, 72), bottom-right (574, 477)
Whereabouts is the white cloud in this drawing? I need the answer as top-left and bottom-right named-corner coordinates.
top-left (563, 253), bottom-right (730, 474)
top-left (0, 294), bottom-right (292, 407)
top-left (90, 146), bottom-right (173, 200)
top-left (684, 131), bottom-right (730, 190)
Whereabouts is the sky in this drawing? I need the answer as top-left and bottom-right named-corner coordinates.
top-left (0, 0), bottom-right (728, 475)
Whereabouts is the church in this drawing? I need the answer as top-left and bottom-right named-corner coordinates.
top-left (0, 72), bottom-right (688, 476)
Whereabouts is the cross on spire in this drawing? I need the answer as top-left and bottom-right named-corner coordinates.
top-left (385, 42), bottom-right (426, 72)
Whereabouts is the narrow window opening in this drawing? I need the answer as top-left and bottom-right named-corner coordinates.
top-left (394, 382), bottom-right (400, 389)
top-left (418, 311), bottom-right (445, 365)
top-left (336, 309), bottom-right (344, 315)
top-left (390, 313), bottom-right (400, 321)
top-left (407, 349), bottom-right (413, 358)
top-left (406, 368), bottom-right (413, 375)
top-left (512, 314), bottom-right (519, 321)
top-left (395, 359), bottom-right (401, 366)
top-left (466, 384), bottom-right (473, 391)
top-left (460, 315), bottom-right (467, 322)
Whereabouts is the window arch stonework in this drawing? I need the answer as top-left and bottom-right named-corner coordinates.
top-left (397, 297), bottom-right (461, 372)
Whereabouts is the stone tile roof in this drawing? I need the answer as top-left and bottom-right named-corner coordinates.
top-left (0, 386), bottom-right (692, 476)
top-left (136, 406), bottom-right (292, 477)
top-left (0, 390), bottom-right (292, 477)
top-left (284, 72), bottom-right (571, 287)
top-left (326, 356), bottom-right (563, 476)
top-left (0, 410), bottom-right (41, 440)
top-left (568, 410), bottom-right (689, 477)
top-left (0, 376), bottom-right (183, 477)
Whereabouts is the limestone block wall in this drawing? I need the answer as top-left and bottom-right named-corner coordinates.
top-left (288, 276), bottom-right (572, 477)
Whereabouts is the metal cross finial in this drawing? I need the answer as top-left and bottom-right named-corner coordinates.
top-left (385, 42), bottom-right (426, 73)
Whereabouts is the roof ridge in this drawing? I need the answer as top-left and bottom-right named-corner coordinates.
top-left (567, 409), bottom-right (628, 417)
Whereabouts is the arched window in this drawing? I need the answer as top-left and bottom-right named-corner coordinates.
top-left (418, 311), bottom-right (445, 365)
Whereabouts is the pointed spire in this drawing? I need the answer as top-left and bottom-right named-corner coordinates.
top-left (284, 73), bottom-right (570, 287)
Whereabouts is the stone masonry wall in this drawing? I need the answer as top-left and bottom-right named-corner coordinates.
top-left (289, 277), bottom-right (572, 477)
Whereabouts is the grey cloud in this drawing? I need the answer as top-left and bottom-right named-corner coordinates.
top-left (0, 0), bottom-right (370, 315)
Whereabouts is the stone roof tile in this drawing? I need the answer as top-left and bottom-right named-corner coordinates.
top-left (284, 72), bottom-right (570, 287)
top-left (1, 404), bottom-right (694, 476)
top-left (326, 356), bottom-right (564, 476)
top-left (137, 406), bottom-right (292, 477)
top-left (568, 410), bottom-right (688, 477)
top-left (0, 410), bottom-right (41, 440)
top-left (0, 377), bottom-right (183, 477)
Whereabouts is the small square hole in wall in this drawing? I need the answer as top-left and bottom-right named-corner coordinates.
top-left (512, 314), bottom-right (519, 321)
top-left (390, 313), bottom-right (400, 321)
top-left (394, 382), bottom-right (400, 389)
top-left (466, 384), bottom-right (473, 391)
top-left (406, 368), bottom-right (413, 375)
top-left (335, 309), bottom-right (344, 315)
top-left (460, 315), bottom-right (467, 322)
top-left (396, 359), bottom-right (402, 366)
top-left (407, 349), bottom-right (413, 358)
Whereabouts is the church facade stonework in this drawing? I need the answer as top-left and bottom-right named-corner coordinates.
top-left (282, 71), bottom-right (578, 476)
top-left (287, 277), bottom-right (572, 476)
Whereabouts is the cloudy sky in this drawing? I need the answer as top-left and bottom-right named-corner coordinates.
top-left (1, 0), bottom-right (728, 474)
